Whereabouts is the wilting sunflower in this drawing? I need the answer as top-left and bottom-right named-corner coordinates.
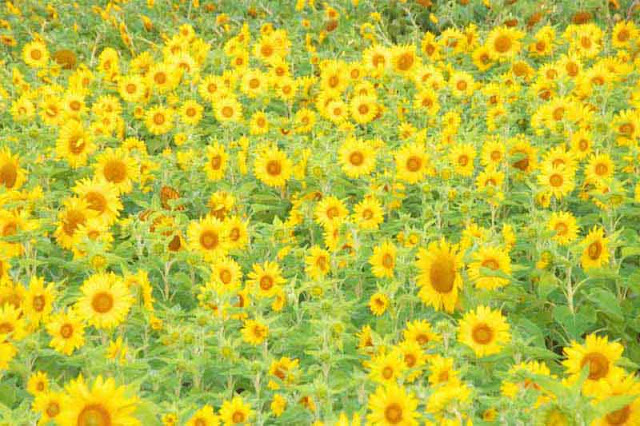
top-left (186, 405), bottom-right (219, 426)
top-left (366, 383), bottom-right (419, 426)
top-left (500, 361), bottom-right (552, 400)
top-left (45, 309), bottom-right (86, 355)
top-left (415, 239), bottom-right (463, 313)
top-left (75, 272), bottom-right (134, 330)
top-left (304, 246), bottom-right (331, 280)
top-left (353, 197), bottom-right (384, 230)
top-left (339, 138), bottom-right (376, 178)
top-left (0, 148), bottom-right (26, 191)
top-left (457, 305), bottom-right (511, 357)
top-left (253, 146), bottom-right (292, 187)
top-left (369, 241), bottom-right (397, 278)
top-left (467, 246), bottom-right (511, 290)
top-left (219, 396), bottom-right (254, 425)
top-left (548, 211), bottom-right (579, 245)
top-left (580, 226), bottom-right (610, 270)
top-left (56, 120), bottom-right (95, 168)
top-left (204, 143), bottom-right (228, 181)
top-left (395, 143), bottom-right (430, 184)
top-left (241, 319), bottom-right (268, 345)
top-left (57, 375), bottom-right (140, 426)
top-left (562, 334), bottom-right (625, 395)
top-left (73, 178), bottom-right (123, 225)
top-left (246, 261), bottom-right (286, 298)
top-left (187, 216), bottom-right (229, 261)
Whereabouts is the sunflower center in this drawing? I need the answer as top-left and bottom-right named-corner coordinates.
top-left (328, 75), bottom-right (339, 88)
top-left (404, 353), bottom-right (416, 367)
top-left (222, 106), bottom-right (234, 118)
top-left (581, 36), bottom-right (592, 49)
top-left (482, 259), bottom-right (499, 270)
top-left (85, 192), bottom-right (107, 213)
top-left (77, 403), bottom-right (112, 426)
top-left (31, 49), bottom-right (43, 60)
top-left (605, 405), bottom-right (631, 425)
top-left (555, 222), bottom-right (568, 236)
top-left (587, 241), bottom-right (603, 260)
top-left (220, 269), bottom-right (232, 285)
top-left (382, 253), bottom-right (394, 269)
top-left (199, 231), bottom-right (219, 250)
top-left (63, 210), bottom-right (87, 236)
top-left (32, 295), bottom-right (46, 312)
top-left (103, 160), bottom-right (127, 183)
top-left (406, 156), bottom-right (422, 172)
top-left (580, 352), bottom-right (610, 380)
top-left (381, 366), bottom-right (394, 379)
top-left (429, 257), bottom-right (455, 293)
top-left (456, 80), bottom-right (467, 91)
top-left (471, 323), bottom-right (494, 345)
top-left (194, 419), bottom-right (206, 426)
top-left (397, 53), bottom-right (414, 71)
top-left (232, 411), bottom-right (246, 423)
top-left (46, 401), bottom-right (61, 418)
top-left (60, 324), bottom-right (74, 338)
top-left (362, 209), bottom-right (373, 220)
top-left (2, 222), bottom-right (16, 237)
top-left (494, 35), bottom-right (512, 53)
top-left (549, 173), bottom-right (564, 187)
top-left (0, 163), bottom-right (18, 189)
top-left (154, 72), bottom-right (167, 84)
top-left (249, 78), bottom-right (260, 89)
top-left (91, 292), bottom-right (114, 314)
top-left (69, 135), bottom-right (87, 155)
top-left (266, 160), bottom-right (282, 176)
top-left (458, 155), bottom-right (469, 166)
top-left (358, 104), bottom-right (369, 115)
top-left (595, 163), bottom-right (608, 176)
top-left (260, 276), bottom-right (274, 291)
top-left (384, 403), bottom-right (403, 424)
top-left (0, 322), bottom-right (14, 334)
top-left (210, 155), bottom-right (222, 170)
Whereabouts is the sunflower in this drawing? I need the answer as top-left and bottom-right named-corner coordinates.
top-left (22, 40), bottom-right (49, 68)
top-left (268, 356), bottom-right (299, 390)
top-left (214, 96), bottom-right (243, 123)
top-left (563, 334), bottom-right (625, 395)
top-left (487, 26), bottom-right (525, 59)
top-left (188, 216), bottom-right (229, 261)
top-left (94, 148), bottom-right (139, 194)
top-left (353, 197), bottom-right (384, 230)
top-left (0, 304), bottom-right (27, 341)
top-left (224, 216), bottom-right (249, 250)
top-left (350, 95), bottom-right (377, 124)
top-left (428, 355), bottom-right (459, 386)
top-left (147, 63), bottom-right (179, 93)
top-left (369, 292), bottom-right (390, 316)
top-left (241, 68), bottom-right (268, 98)
top-left (56, 120), bottom-right (95, 168)
top-left (247, 261), bottom-right (286, 298)
top-left (241, 319), bottom-right (268, 345)
top-left (22, 276), bottom-right (55, 325)
top-left (0, 148), bottom-right (26, 191)
top-left (253, 146), bottom-right (292, 187)
top-left (581, 226), bottom-right (610, 270)
top-left (54, 197), bottom-right (92, 250)
top-left (472, 45), bottom-right (494, 71)
top-left (449, 143), bottom-right (476, 176)
top-left (117, 74), bottom-right (147, 103)
top-left (457, 305), bottom-right (511, 357)
top-left (548, 211), bottom-right (579, 245)
top-left (362, 45), bottom-right (391, 77)
top-left (391, 44), bottom-right (421, 76)
top-left (339, 138), bottom-right (376, 179)
top-left (510, 138), bottom-right (538, 174)
top-left (210, 257), bottom-right (243, 293)
top-left (449, 71), bottom-right (475, 98)
top-left (186, 405), bottom-right (220, 426)
top-left (314, 196), bottom-right (349, 228)
top-left (395, 143), bottom-right (430, 184)
top-left (415, 239), bottom-right (463, 313)
top-left (368, 349), bottom-right (407, 384)
top-left (32, 390), bottom-right (64, 425)
top-left (0, 340), bottom-right (16, 370)
top-left (75, 272), bottom-right (134, 330)
top-left (179, 100), bottom-right (204, 125)
top-left (145, 105), bottom-right (175, 135)
top-left (219, 396), bottom-right (254, 425)
top-left (403, 319), bottom-right (440, 347)
top-left (468, 247), bottom-right (511, 290)
top-left (538, 164), bottom-right (575, 199)
top-left (73, 178), bottom-right (122, 225)
top-left (249, 111), bottom-right (269, 135)
top-left (369, 241), bottom-right (397, 279)
top-left (123, 270), bottom-right (155, 311)
top-left (325, 99), bottom-right (349, 124)
top-left (38, 96), bottom-right (63, 125)
top-left (204, 143), bottom-right (228, 181)
top-left (585, 153), bottom-right (615, 185)
top-left (57, 375), bottom-right (140, 426)
top-left (366, 383), bottom-right (419, 426)
top-left (593, 372), bottom-right (640, 426)
top-left (294, 108), bottom-right (316, 133)
top-left (413, 88), bottom-right (440, 115)
top-left (500, 361), bottom-right (552, 400)
top-left (397, 340), bottom-right (427, 383)
top-left (304, 246), bottom-right (331, 280)
top-left (611, 21), bottom-right (638, 49)
top-left (198, 75), bottom-right (228, 102)
top-left (46, 309), bottom-right (86, 355)
top-left (569, 129), bottom-right (592, 159)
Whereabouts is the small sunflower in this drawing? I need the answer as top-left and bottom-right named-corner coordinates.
top-left (548, 211), bottom-right (579, 245)
top-left (45, 309), bottom-right (86, 355)
top-left (204, 142), bottom-right (228, 181)
top-left (366, 383), bottom-right (419, 426)
top-left (457, 305), bottom-right (511, 357)
top-left (468, 246), bottom-right (511, 290)
top-left (253, 146), bottom-right (292, 187)
top-left (415, 239), bottom-right (463, 313)
top-left (75, 272), bottom-right (134, 329)
top-left (219, 396), bottom-right (254, 425)
top-left (247, 261), bottom-right (286, 298)
top-left (580, 226), bottom-right (610, 270)
top-left (369, 241), bottom-right (397, 279)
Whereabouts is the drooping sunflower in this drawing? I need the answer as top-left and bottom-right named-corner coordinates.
top-left (75, 272), bottom-right (134, 330)
top-left (562, 334), bottom-right (625, 395)
top-left (73, 178), bottom-right (123, 225)
top-left (57, 376), bottom-right (141, 426)
top-left (187, 216), bottom-right (229, 261)
top-left (415, 239), bottom-right (463, 313)
top-left (580, 226), bottom-right (610, 270)
top-left (204, 143), bottom-right (228, 181)
top-left (247, 261), bottom-right (286, 298)
top-left (219, 396), bottom-right (254, 425)
top-left (94, 148), bottom-right (139, 194)
top-left (468, 246), bottom-right (511, 290)
top-left (366, 383), bottom-right (419, 426)
top-left (56, 120), bottom-right (95, 168)
top-left (45, 309), bottom-right (86, 356)
top-left (548, 211), bottom-right (579, 245)
top-left (457, 305), bottom-right (511, 357)
top-left (353, 197), bottom-right (384, 230)
top-left (0, 149), bottom-right (26, 191)
top-left (253, 146), bottom-right (292, 187)
top-left (395, 143), bottom-right (430, 184)
top-left (304, 246), bottom-right (331, 280)
top-left (369, 241), bottom-right (397, 279)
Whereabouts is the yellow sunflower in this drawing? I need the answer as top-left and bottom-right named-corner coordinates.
top-left (22, 276), bottom-right (56, 325)
top-left (304, 246), bottom-right (331, 280)
top-left (580, 226), bottom-right (610, 270)
top-left (224, 216), bottom-right (249, 250)
top-left (45, 309), bottom-right (86, 355)
top-left (204, 142), bottom-right (228, 181)
top-left (0, 304), bottom-right (27, 341)
top-left (22, 40), bottom-right (49, 68)
top-left (538, 164), bottom-right (575, 200)
top-left (457, 305), bottom-right (511, 357)
top-left (186, 405), bottom-right (219, 426)
top-left (0, 148), bottom-right (27, 191)
top-left (449, 143), bottom-right (476, 176)
top-left (253, 146), bottom-right (292, 187)
top-left (247, 261), bottom-right (286, 298)
top-left (353, 197), bottom-right (384, 230)
top-left (366, 383), bottom-right (419, 426)
top-left (314, 196), bottom-right (349, 228)
top-left (369, 241), bottom-right (397, 278)
top-left (241, 319), bottom-right (268, 345)
top-left (403, 319), bottom-right (440, 347)
top-left (57, 375), bottom-right (140, 426)
top-left (209, 257), bottom-right (243, 294)
top-left (32, 390), bottom-right (64, 425)
top-left (56, 120), bottom-right (95, 168)
top-left (548, 211), bottom-right (579, 245)
top-left (219, 396), bottom-right (254, 425)
top-left (585, 153), bottom-right (615, 186)
top-left (395, 143), bottom-right (430, 184)
top-left (187, 216), bottom-right (229, 261)
top-left (145, 105), bottom-right (175, 135)
top-left (54, 198), bottom-right (92, 250)
top-left (75, 272), bottom-right (134, 329)
top-left (73, 178), bottom-right (123, 225)
top-left (369, 292), bottom-right (390, 316)
top-left (349, 95), bottom-right (378, 125)
top-left (487, 26), bottom-right (525, 59)
top-left (468, 246), bottom-right (511, 290)
top-left (415, 239), bottom-right (463, 313)
top-left (214, 96), bottom-right (243, 123)
top-left (339, 137), bottom-right (376, 178)
top-left (93, 148), bottom-right (139, 194)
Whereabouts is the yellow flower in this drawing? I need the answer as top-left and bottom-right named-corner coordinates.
top-left (188, 216), bottom-right (229, 261)
top-left (27, 371), bottom-right (49, 396)
top-left (45, 309), bottom-right (85, 355)
top-left (368, 292), bottom-right (390, 316)
top-left (395, 143), bottom-right (430, 184)
top-left (314, 196), bottom-right (349, 228)
top-left (369, 241), bottom-right (397, 278)
top-left (22, 276), bottom-right (55, 325)
top-left (486, 26), bottom-right (525, 59)
top-left (580, 226), bottom-right (610, 270)
top-left (187, 405), bottom-right (219, 426)
top-left (56, 120), bottom-right (95, 168)
top-left (22, 40), bottom-right (49, 68)
top-left (353, 197), bottom-right (384, 230)
top-left (204, 142), bottom-right (228, 181)
top-left (0, 148), bottom-right (27, 191)
top-left (548, 211), bottom-right (579, 245)
top-left (366, 383), bottom-right (419, 426)
top-left (339, 137), bottom-right (376, 178)
top-left (219, 396), bottom-right (253, 425)
top-left (32, 390), bottom-right (64, 425)
top-left (457, 305), bottom-right (511, 357)
top-left (145, 105), bottom-right (175, 135)
top-left (247, 261), bottom-right (286, 298)
top-left (468, 246), bottom-right (511, 290)
top-left (94, 148), bottom-right (139, 194)
top-left (254, 146), bottom-right (292, 187)
top-left (304, 246), bottom-right (331, 280)
top-left (415, 239), bottom-right (463, 313)
top-left (75, 272), bottom-right (134, 330)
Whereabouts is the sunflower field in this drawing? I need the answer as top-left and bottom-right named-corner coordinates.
top-left (2, 0), bottom-right (640, 424)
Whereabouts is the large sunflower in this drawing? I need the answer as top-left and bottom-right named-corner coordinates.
top-left (457, 305), bottom-right (511, 357)
top-left (366, 383), bottom-right (419, 426)
top-left (58, 375), bottom-right (140, 426)
top-left (415, 239), bottom-right (463, 313)
top-left (75, 272), bottom-right (134, 330)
